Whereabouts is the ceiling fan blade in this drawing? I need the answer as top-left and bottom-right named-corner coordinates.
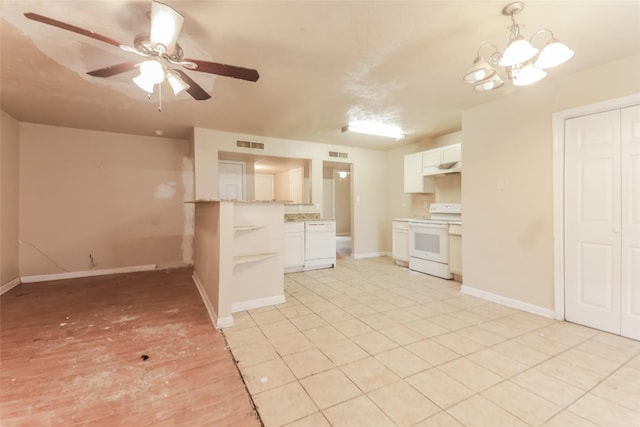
top-left (149, 1), bottom-right (184, 55)
top-left (24, 12), bottom-right (126, 49)
top-left (87, 62), bottom-right (138, 78)
top-left (174, 70), bottom-right (211, 101)
top-left (183, 59), bottom-right (260, 82)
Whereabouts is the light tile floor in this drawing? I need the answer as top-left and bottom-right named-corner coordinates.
top-left (223, 257), bottom-right (640, 427)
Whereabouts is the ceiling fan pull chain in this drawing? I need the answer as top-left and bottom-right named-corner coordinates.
top-left (158, 81), bottom-right (162, 112)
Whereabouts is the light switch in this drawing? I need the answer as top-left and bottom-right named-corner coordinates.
top-left (356, 195), bottom-right (361, 203)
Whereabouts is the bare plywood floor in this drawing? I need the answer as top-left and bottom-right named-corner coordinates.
top-left (0, 267), bottom-right (261, 426)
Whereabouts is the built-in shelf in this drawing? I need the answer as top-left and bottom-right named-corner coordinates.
top-left (233, 225), bottom-right (266, 233)
top-left (233, 252), bottom-right (278, 265)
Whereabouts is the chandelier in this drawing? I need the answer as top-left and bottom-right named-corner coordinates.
top-left (463, 1), bottom-right (574, 92)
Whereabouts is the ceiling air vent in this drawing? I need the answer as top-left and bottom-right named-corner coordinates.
top-left (236, 140), bottom-right (265, 150)
top-left (329, 151), bottom-right (348, 159)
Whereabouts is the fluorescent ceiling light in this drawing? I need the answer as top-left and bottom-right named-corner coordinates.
top-left (342, 120), bottom-right (405, 139)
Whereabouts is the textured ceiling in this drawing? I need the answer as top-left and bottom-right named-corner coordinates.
top-left (2, 1), bottom-right (639, 150)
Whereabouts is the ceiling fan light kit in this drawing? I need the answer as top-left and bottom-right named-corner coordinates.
top-left (23, 1), bottom-right (260, 108)
top-left (463, 1), bottom-right (574, 91)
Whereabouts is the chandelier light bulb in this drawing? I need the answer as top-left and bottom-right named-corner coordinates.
top-left (513, 64), bottom-right (547, 86)
top-left (473, 75), bottom-right (504, 92)
top-left (463, 56), bottom-right (497, 84)
top-left (499, 36), bottom-right (538, 67)
top-left (534, 40), bottom-right (575, 69)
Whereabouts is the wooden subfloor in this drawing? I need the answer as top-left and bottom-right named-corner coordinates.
top-left (0, 268), bottom-right (261, 426)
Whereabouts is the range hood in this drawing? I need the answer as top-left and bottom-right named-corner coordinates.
top-left (422, 161), bottom-right (462, 176)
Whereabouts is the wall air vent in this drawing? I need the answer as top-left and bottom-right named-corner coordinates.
top-left (236, 140), bottom-right (265, 150)
top-left (329, 151), bottom-right (348, 159)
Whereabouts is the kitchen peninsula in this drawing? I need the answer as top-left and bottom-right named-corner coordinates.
top-left (189, 199), bottom-right (286, 328)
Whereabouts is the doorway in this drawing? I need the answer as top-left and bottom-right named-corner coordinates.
top-left (323, 162), bottom-right (353, 258)
top-left (553, 94), bottom-right (640, 340)
top-left (218, 161), bottom-right (244, 200)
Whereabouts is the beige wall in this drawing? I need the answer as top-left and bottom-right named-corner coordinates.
top-left (1, 110), bottom-right (20, 286)
top-left (274, 170), bottom-right (290, 201)
top-left (193, 128), bottom-right (388, 257)
top-left (462, 54), bottom-right (640, 311)
top-left (19, 124), bottom-right (194, 276)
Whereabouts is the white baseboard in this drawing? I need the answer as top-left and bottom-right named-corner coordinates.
top-left (20, 264), bottom-right (158, 283)
top-left (0, 277), bottom-right (21, 295)
top-left (192, 272), bottom-right (227, 329)
top-left (231, 295), bottom-right (286, 313)
top-left (460, 285), bottom-right (555, 319)
top-left (353, 252), bottom-right (386, 259)
top-left (216, 316), bottom-right (235, 328)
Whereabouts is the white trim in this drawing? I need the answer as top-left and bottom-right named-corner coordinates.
top-left (353, 252), bottom-right (386, 259)
top-left (0, 277), bottom-right (21, 295)
top-left (191, 272), bottom-right (228, 329)
top-left (231, 295), bottom-right (286, 313)
top-left (461, 285), bottom-right (555, 319)
top-left (552, 93), bottom-right (640, 321)
top-left (20, 264), bottom-right (157, 283)
top-left (216, 316), bottom-right (235, 328)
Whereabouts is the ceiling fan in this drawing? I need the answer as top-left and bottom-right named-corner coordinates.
top-left (24, 1), bottom-right (260, 103)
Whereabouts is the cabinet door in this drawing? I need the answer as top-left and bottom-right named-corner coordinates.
top-left (441, 143), bottom-right (462, 164)
top-left (284, 232), bottom-right (305, 268)
top-left (449, 235), bottom-right (462, 275)
top-left (404, 152), bottom-right (435, 193)
top-left (422, 149), bottom-right (440, 168)
top-left (392, 228), bottom-right (409, 263)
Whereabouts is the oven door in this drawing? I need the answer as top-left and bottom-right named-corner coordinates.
top-left (408, 222), bottom-right (449, 264)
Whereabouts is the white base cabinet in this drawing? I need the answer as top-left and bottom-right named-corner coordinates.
top-left (284, 222), bottom-right (305, 272)
top-left (448, 224), bottom-right (462, 276)
top-left (392, 220), bottom-right (410, 266)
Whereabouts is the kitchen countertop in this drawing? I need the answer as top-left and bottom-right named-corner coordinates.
top-left (285, 213), bottom-right (321, 222)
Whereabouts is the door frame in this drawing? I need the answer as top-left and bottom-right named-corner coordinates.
top-left (552, 93), bottom-right (640, 321)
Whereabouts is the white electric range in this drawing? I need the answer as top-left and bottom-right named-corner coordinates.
top-left (408, 203), bottom-right (462, 279)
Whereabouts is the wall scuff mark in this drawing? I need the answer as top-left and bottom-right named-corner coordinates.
top-left (154, 182), bottom-right (177, 199)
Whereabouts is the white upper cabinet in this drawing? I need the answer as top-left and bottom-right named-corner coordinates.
top-left (422, 143), bottom-right (462, 175)
top-left (441, 143), bottom-right (462, 165)
top-left (422, 149), bottom-right (441, 168)
top-left (404, 152), bottom-right (435, 193)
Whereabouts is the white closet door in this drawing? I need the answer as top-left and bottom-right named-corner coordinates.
top-left (621, 105), bottom-right (640, 340)
top-left (565, 109), bottom-right (621, 334)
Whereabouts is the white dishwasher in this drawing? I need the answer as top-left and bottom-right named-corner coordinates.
top-left (304, 220), bottom-right (336, 270)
